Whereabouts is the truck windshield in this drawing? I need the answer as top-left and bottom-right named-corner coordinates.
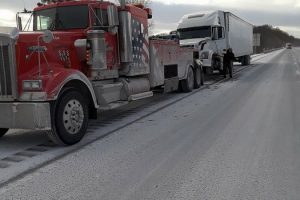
top-left (33, 5), bottom-right (89, 31)
top-left (178, 26), bottom-right (211, 40)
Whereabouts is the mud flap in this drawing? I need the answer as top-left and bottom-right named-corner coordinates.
top-left (164, 77), bottom-right (179, 93)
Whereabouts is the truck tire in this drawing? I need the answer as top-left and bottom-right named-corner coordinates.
top-left (246, 55), bottom-right (251, 65)
top-left (194, 67), bottom-right (202, 89)
top-left (181, 66), bottom-right (194, 92)
top-left (241, 56), bottom-right (245, 65)
top-left (0, 128), bottom-right (9, 138)
top-left (47, 88), bottom-right (89, 145)
top-left (242, 55), bottom-right (250, 66)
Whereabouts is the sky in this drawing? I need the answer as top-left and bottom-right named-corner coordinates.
top-left (0, 0), bottom-right (300, 38)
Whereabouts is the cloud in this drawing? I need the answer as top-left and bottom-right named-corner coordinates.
top-left (0, 0), bottom-right (40, 27)
top-left (0, 0), bottom-right (39, 11)
top-left (0, 9), bottom-right (16, 27)
top-left (277, 26), bottom-right (300, 38)
top-left (153, 0), bottom-right (212, 6)
top-left (150, 21), bottom-right (178, 35)
top-left (150, 1), bottom-right (300, 38)
top-left (152, 0), bottom-right (300, 12)
top-left (0, 0), bottom-right (299, 38)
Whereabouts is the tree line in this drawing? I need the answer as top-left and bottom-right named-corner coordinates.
top-left (254, 25), bottom-right (300, 52)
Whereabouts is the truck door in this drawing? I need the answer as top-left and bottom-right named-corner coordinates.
top-left (93, 6), bottom-right (119, 70)
top-left (212, 26), bottom-right (226, 55)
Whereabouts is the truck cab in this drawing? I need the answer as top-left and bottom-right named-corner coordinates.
top-left (0, 0), bottom-right (154, 145)
top-left (177, 10), bottom-right (253, 74)
top-left (177, 11), bottom-right (226, 73)
top-left (0, 0), bottom-right (201, 145)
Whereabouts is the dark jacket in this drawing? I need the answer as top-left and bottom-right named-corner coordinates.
top-left (223, 50), bottom-right (235, 64)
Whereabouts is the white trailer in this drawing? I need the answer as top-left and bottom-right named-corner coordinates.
top-left (177, 10), bottom-right (253, 73)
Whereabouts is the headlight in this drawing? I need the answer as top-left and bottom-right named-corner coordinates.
top-left (22, 80), bottom-right (43, 91)
top-left (200, 51), bottom-right (209, 59)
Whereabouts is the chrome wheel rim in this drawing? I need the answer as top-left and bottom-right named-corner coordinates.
top-left (63, 99), bottom-right (84, 135)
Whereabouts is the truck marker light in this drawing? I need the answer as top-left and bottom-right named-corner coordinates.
top-left (86, 49), bottom-right (90, 62)
top-left (22, 80), bottom-right (43, 91)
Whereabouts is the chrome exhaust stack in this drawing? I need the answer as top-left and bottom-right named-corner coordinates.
top-left (119, 0), bottom-right (133, 63)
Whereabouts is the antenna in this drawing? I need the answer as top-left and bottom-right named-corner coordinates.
top-left (22, 0), bottom-right (27, 11)
top-left (21, 0), bottom-right (31, 13)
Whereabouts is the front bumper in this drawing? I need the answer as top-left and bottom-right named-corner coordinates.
top-left (0, 102), bottom-right (51, 130)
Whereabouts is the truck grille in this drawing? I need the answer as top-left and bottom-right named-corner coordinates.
top-left (0, 44), bottom-right (13, 96)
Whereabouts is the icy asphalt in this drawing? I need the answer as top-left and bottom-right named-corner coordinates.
top-left (1, 49), bottom-right (300, 199)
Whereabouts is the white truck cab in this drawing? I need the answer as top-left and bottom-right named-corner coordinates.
top-left (177, 10), bottom-right (253, 74)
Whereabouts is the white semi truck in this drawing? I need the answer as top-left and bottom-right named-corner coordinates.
top-left (177, 10), bottom-right (253, 74)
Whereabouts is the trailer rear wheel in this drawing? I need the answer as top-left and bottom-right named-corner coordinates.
top-left (242, 55), bottom-right (250, 66)
top-left (246, 55), bottom-right (251, 65)
top-left (181, 66), bottom-right (194, 92)
top-left (0, 128), bottom-right (9, 138)
top-left (47, 88), bottom-right (89, 145)
top-left (194, 67), bottom-right (202, 89)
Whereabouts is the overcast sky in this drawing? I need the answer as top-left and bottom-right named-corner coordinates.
top-left (0, 0), bottom-right (300, 37)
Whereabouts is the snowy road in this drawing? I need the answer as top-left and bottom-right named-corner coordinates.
top-left (1, 49), bottom-right (300, 200)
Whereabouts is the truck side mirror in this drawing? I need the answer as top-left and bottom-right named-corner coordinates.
top-left (107, 5), bottom-right (119, 34)
top-left (42, 30), bottom-right (54, 44)
top-left (212, 27), bottom-right (218, 40)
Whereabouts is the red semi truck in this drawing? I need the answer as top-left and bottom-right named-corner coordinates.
top-left (0, 0), bottom-right (203, 145)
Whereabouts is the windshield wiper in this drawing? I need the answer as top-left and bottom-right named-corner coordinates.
top-left (48, 19), bottom-right (56, 31)
top-left (55, 17), bottom-right (66, 30)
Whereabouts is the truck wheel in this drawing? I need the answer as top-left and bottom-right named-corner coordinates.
top-left (47, 89), bottom-right (89, 145)
top-left (242, 55), bottom-right (250, 65)
top-left (0, 128), bottom-right (9, 138)
top-left (181, 66), bottom-right (194, 92)
top-left (241, 56), bottom-right (245, 65)
top-left (245, 55), bottom-right (251, 65)
top-left (194, 67), bottom-right (202, 89)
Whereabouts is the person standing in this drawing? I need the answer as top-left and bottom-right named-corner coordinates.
top-left (223, 48), bottom-right (235, 78)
